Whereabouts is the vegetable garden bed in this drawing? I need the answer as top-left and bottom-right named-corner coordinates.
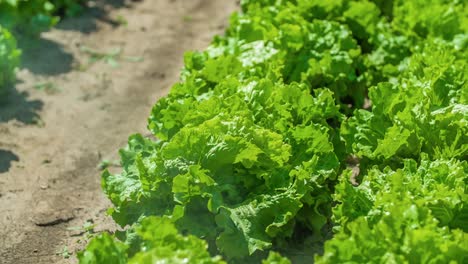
top-left (76, 0), bottom-right (467, 263)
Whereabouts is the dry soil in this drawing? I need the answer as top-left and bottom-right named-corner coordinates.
top-left (0, 1), bottom-right (238, 263)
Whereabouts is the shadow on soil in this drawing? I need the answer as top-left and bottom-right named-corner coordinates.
top-left (18, 37), bottom-right (74, 76)
top-left (0, 0), bottom-right (133, 123)
top-left (0, 149), bottom-right (19, 173)
top-left (0, 0), bottom-right (133, 121)
top-left (55, 0), bottom-right (131, 34)
top-left (0, 85), bottom-right (43, 124)
top-left (17, 0), bottom-right (133, 76)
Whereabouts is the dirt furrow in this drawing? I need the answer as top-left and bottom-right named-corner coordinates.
top-left (0, 1), bottom-right (238, 263)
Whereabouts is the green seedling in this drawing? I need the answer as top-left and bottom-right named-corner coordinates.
top-left (67, 220), bottom-right (96, 238)
top-left (80, 46), bottom-right (122, 68)
top-left (34, 82), bottom-right (60, 94)
top-left (183, 15), bottom-right (193, 22)
top-left (80, 45), bottom-right (143, 69)
top-left (56, 246), bottom-right (71, 259)
top-left (115, 15), bottom-right (128, 26)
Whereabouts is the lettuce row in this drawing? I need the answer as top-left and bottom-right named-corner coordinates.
top-left (0, 0), bottom-right (87, 35)
top-left (80, 0), bottom-right (467, 263)
top-left (102, 78), bottom-right (342, 260)
top-left (0, 25), bottom-right (21, 100)
top-left (319, 38), bottom-right (467, 262)
top-left (0, 0), bottom-right (58, 34)
top-left (85, 2), bottom-right (357, 261)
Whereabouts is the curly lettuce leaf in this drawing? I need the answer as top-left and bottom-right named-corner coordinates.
top-left (342, 42), bottom-right (467, 161)
top-left (79, 217), bottom-right (226, 264)
top-left (318, 156), bottom-right (468, 263)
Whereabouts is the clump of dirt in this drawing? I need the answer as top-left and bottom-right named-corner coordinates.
top-left (0, 0), bottom-right (238, 263)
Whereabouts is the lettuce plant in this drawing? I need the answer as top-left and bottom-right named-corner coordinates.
top-left (80, 0), bottom-right (467, 263)
top-left (0, 0), bottom-right (87, 35)
top-left (0, 25), bottom-right (21, 99)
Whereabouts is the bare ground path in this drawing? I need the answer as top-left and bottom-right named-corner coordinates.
top-left (0, 1), bottom-right (237, 263)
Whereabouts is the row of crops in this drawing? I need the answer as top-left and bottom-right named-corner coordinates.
top-left (0, 0), bottom-right (86, 98)
top-left (78, 0), bottom-right (467, 263)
